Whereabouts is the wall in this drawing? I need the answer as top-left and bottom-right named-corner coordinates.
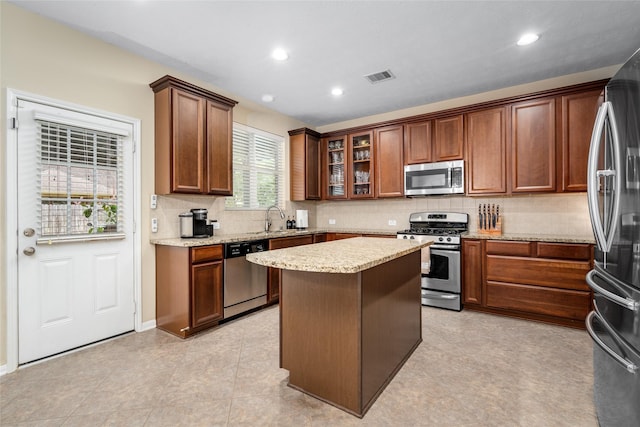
top-left (0, 3), bottom-right (306, 368)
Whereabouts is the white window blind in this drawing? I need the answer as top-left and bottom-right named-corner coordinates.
top-left (38, 120), bottom-right (123, 237)
top-left (226, 123), bottom-right (284, 209)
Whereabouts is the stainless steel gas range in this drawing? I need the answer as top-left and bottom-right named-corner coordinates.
top-left (397, 212), bottom-right (468, 311)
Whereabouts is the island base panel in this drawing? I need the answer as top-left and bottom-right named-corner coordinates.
top-left (280, 251), bottom-right (422, 417)
top-left (281, 270), bottom-right (361, 414)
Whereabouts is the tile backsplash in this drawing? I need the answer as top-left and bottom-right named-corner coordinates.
top-left (152, 194), bottom-right (315, 239)
top-left (152, 193), bottom-right (593, 239)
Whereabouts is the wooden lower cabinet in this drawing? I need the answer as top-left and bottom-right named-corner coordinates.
top-left (267, 235), bottom-right (314, 304)
top-left (462, 239), bottom-right (483, 306)
top-left (156, 244), bottom-right (224, 338)
top-left (326, 233), bottom-right (361, 241)
top-left (462, 239), bottom-right (593, 328)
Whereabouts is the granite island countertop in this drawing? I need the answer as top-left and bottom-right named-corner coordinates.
top-left (463, 232), bottom-right (595, 244)
top-left (246, 237), bottom-right (431, 274)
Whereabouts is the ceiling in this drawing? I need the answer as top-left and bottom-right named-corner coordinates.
top-left (10, 1), bottom-right (640, 127)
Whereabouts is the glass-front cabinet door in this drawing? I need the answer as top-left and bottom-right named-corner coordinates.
top-left (349, 131), bottom-right (374, 198)
top-left (325, 135), bottom-right (347, 199)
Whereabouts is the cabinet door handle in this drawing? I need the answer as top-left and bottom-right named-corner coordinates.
top-left (180, 326), bottom-right (190, 332)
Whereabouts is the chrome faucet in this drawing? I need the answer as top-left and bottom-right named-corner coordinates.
top-left (265, 205), bottom-right (285, 232)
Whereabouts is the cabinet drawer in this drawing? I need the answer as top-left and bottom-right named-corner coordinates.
top-left (535, 242), bottom-right (592, 260)
top-left (313, 233), bottom-right (328, 243)
top-left (269, 235), bottom-right (314, 250)
top-left (486, 240), bottom-right (532, 256)
top-left (191, 245), bottom-right (223, 263)
top-left (486, 281), bottom-right (591, 321)
top-left (486, 255), bottom-right (590, 291)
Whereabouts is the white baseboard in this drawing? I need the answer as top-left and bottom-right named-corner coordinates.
top-left (0, 364), bottom-right (7, 377)
top-left (140, 319), bottom-right (157, 332)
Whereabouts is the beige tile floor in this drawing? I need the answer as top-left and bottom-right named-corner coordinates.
top-left (0, 306), bottom-right (598, 426)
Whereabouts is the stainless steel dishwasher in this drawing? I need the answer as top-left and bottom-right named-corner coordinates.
top-left (223, 239), bottom-right (268, 318)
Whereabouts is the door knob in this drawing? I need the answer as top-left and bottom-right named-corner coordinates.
top-left (23, 247), bottom-right (36, 256)
top-left (23, 228), bottom-right (35, 237)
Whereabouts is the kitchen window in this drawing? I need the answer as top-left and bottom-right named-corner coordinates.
top-left (226, 123), bottom-right (284, 209)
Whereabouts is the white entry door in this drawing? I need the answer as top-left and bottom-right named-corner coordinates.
top-left (17, 99), bottom-right (135, 364)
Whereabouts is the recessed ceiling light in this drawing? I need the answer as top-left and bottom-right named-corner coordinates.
top-left (271, 48), bottom-right (289, 61)
top-left (331, 87), bottom-right (344, 96)
top-left (517, 33), bottom-right (540, 46)
top-left (261, 94), bottom-right (275, 103)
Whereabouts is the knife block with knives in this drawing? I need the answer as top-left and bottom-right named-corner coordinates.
top-left (478, 203), bottom-right (502, 235)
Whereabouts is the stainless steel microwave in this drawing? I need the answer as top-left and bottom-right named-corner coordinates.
top-left (404, 160), bottom-right (465, 196)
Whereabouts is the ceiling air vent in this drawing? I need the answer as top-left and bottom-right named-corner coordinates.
top-left (364, 69), bottom-right (395, 84)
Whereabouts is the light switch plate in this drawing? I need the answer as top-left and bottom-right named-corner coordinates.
top-left (150, 194), bottom-right (157, 209)
top-left (388, 219), bottom-right (397, 226)
top-left (329, 219), bottom-right (336, 225)
top-left (151, 218), bottom-right (158, 233)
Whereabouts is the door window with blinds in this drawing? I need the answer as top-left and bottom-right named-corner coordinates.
top-left (38, 117), bottom-right (125, 238)
top-left (226, 123), bottom-right (284, 209)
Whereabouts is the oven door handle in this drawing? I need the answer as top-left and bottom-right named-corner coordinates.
top-left (423, 293), bottom-right (459, 300)
top-left (429, 248), bottom-right (459, 254)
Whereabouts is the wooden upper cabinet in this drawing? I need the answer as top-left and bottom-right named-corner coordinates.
top-left (559, 89), bottom-right (603, 192)
top-left (434, 115), bottom-right (464, 161)
top-left (206, 100), bottom-right (234, 195)
top-left (170, 88), bottom-right (205, 193)
top-left (511, 98), bottom-right (556, 193)
top-left (374, 125), bottom-right (404, 198)
top-left (323, 135), bottom-right (348, 200)
top-left (150, 75), bottom-right (237, 196)
top-left (404, 120), bottom-right (432, 164)
top-left (349, 131), bottom-right (374, 199)
top-left (289, 128), bottom-right (321, 201)
top-left (466, 107), bottom-right (508, 194)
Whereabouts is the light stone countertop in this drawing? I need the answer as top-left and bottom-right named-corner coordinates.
top-left (149, 228), bottom-right (395, 247)
top-left (463, 232), bottom-right (595, 244)
top-left (150, 229), bottom-right (595, 247)
top-left (246, 237), bottom-right (431, 274)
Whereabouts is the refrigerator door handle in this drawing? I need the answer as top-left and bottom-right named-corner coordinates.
top-left (586, 311), bottom-right (638, 374)
top-left (587, 101), bottom-right (622, 253)
top-left (586, 270), bottom-right (640, 311)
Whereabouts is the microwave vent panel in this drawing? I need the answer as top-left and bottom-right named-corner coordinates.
top-left (364, 69), bottom-right (395, 84)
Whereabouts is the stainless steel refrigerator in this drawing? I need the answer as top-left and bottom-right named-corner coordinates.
top-left (586, 47), bottom-right (640, 427)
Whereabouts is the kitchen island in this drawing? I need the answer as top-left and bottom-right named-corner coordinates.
top-left (247, 237), bottom-right (430, 417)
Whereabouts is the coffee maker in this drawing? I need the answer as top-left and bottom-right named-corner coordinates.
top-left (191, 208), bottom-right (213, 238)
top-left (180, 208), bottom-right (214, 238)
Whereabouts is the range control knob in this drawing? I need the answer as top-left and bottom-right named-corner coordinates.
top-left (447, 237), bottom-right (452, 242)
top-left (410, 235), bottom-right (415, 240)
top-left (438, 237), bottom-right (444, 242)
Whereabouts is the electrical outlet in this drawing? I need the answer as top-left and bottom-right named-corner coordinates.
top-left (212, 222), bottom-right (220, 230)
top-left (329, 219), bottom-right (336, 225)
top-left (150, 194), bottom-right (157, 209)
top-left (388, 219), bottom-right (397, 226)
top-left (151, 218), bottom-right (158, 233)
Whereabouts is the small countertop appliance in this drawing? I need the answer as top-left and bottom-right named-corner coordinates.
top-left (180, 208), bottom-right (214, 238)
